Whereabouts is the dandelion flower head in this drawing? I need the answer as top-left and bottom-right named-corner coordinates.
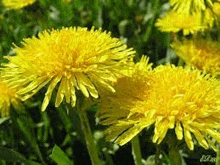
top-left (169, 0), bottom-right (213, 14)
top-left (2, 0), bottom-right (36, 10)
top-left (0, 79), bottom-right (22, 116)
top-left (98, 57), bottom-right (220, 151)
top-left (155, 9), bottom-right (214, 35)
top-left (2, 27), bottom-right (135, 111)
top-left (63, 0), bottom-right (72, 3)
top-left (172, 39), bottom-right (220, 76)
top-left (213, 2), bottom-right (220, 20)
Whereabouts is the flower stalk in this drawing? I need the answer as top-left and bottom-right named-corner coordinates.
top-left (216, 144), bottom-right (220, 165)
top-left (131, 135), bottom-right (143, 165)
top-left (77, 98), bottom-right (101, 165)
top-left (168, 143), bottom-right (182, 165)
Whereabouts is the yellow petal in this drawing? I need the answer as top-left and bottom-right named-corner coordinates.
top-left (78, 73), bottom-right (98, 98)
top-left (184, 127), bottom-right (194, 150)
top-left (70, 76), bottom-right (77, 107)
top-left (75, 73), bottom-right (89, 98)
top-left (42, 75), bottom-right (62, 111)
top-left (18, 76), bottom-right (47, 95)
top-left (64, 77), bottom-right (71, 103)
top-left (21, 78), bottom-right (51, 101)
top-left (175, 121), bottom-right (183, 140)
top-left (192, 128), bottom-right (209, 149)
top-left (157, 125), bottom-right (169, 144)
top-left (168, 116), bottom-right (175, 129)
top-left (115, 124), bottom-right (145, 146)
top-left (55, 78), bottom-right (65, 107)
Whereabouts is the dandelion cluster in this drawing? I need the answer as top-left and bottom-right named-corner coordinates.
top-left (97, 57), bottom-right (220, 151)
top-left (172, 39), bottom-right (220, 76)
top-left (2, 0), bottom-right (36, 10)
top-left (155, 0), bottom-right (220, 35)
top-left (1, 27), bottom-right (135, 111)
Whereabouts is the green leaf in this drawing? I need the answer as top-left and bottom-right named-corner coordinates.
top-left (0, 146), bottom-right (29, 164)
top-left (29, 160), bottom-right (42, 165)
top-left (0, 146), bottom-right (41, 165)
top-left (49, 145), bottom-right (73, 165)
top-left (0, 117), bottom-right (9, 125)
top-left (17, 116), bottom-right (44, 163)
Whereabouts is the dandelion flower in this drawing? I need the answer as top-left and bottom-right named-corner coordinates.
top-left (169, 0), bottom-right (212, 14)
top-left (2, 0), bottom-right (36, 10)
top-left (97, 56), bottom-right (220, 151)
top-left (155, 9), bottom-right (214, 35)
top-left (1, 27), bottom-right (135, 111)
top-left (213, 2), bottom-right (220, 20)
top-left (172, 39), bottom-right (220, 76)
top-left (0, 79), bottom-right (23, 116)
top-left (63, 0), bottom-right (72, 3)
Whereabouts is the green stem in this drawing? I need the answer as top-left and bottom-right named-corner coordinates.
top-left (177, 58), bottom-right (184, 66)
top-left (77, 103), bottom-right (101, 165)
top-left (155, 145), bottom-right (161, 165)
top-left (143, 0), bottom-right (160, 43)
top-left (169, 146), bottom-right (181, 165)
top-left (216, 144), bottom-right (220, 165)
top-left (103, 149), bottom-right (114, 165)
top-left (131, 135), bottom-right (143, 165)
top-left (163, 131), bottom-right (183, 165)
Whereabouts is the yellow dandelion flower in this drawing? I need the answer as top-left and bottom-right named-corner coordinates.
top-left (97, 57), bottom-right (220, 151)
top-left (172, 39), bottom-right (220, 76)
top-left (213, 2), bottom-right (220, 20)
top-left (169, 0), bottom-right (213, 14)
top-left (155, 9), bottom-right (214, 35)
top-left (63, 0), bottom-right (72, 3)
top-left (2, 27), bottom-right (135, 111)
top-left (0, 79), bottom-right (23, 116)
top-left (2, 0), bottom-right (36, 10)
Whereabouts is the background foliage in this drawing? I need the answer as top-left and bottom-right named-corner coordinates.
top-left (0, 0), bottom-right (216, 164)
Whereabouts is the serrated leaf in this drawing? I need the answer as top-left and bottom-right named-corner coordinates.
top-left (49, 145), bottom-right (73, 165)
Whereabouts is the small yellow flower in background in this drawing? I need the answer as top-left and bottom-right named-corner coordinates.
top-left (97, 56), bottom-right (220, 151)
top-left (0, 79), bottom-right (23, 116)
top-left (172, 39), bottom-right (220, 76)
top-left (63, 0), bottom-right (72, 3)
top-left (213, 2), bottom-right (220, 20)
top-left (155, 9), bottom-right (214, 35)
top-left (2, 0), bottom-right (36, 10)
top-left (2, 27), bottom-right (135, 111)
top-left (169, 0), bottom-right (212, 14)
